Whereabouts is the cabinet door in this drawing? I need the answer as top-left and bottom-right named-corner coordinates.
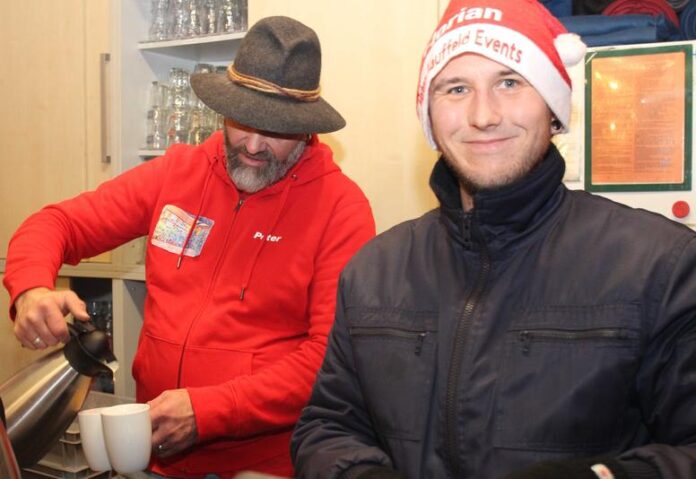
top-left (0, 0), bottom-right (111, 260)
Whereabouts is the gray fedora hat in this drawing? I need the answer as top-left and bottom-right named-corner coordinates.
top-left (190, 16), bottom-right (345, 135)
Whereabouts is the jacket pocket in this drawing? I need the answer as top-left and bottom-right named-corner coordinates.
top-left (349, 324), bottom-right (437, 441)
top-left (131, 332), bottom-right (254, 402)
top-left (493, 305), bottom-right (641, 453)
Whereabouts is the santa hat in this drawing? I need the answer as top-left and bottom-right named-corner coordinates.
top-left (416, 0), bottom-right (586, 149)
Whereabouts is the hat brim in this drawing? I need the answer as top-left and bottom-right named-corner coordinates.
top-left (190, 72), bottom-right (346, 134)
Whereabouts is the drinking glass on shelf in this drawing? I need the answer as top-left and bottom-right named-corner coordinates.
top-left (201, 0), bottom-right (218, 35)
top-left (167, 68), bottom-right (192, 145)
top-left (169, 67), bottom-right (191, 91)
top-left (148, 80), bottom-right (167, 109)
top-left (149, 0), bottom-right (170, 41)
top-left (170, 0), bottom-right (190, 39)
top-left (146, 81), bottom-right (169, 149)
top-left (231, 0), bottom-right (244, 32)
top-left (238, 0), bottom-right (248, 31)
top-left (187, 107), bottom-right (207, 145)
top-left (216, 0), bottom-right (235, 34)
top-left (167, 108), bottom-right (189, 146)
top-left (147, 109), bottom-right (167, 149)
top-left (187, 0), bottom-right (203, 37)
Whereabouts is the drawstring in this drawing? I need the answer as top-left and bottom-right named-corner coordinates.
top-left (177, 168), bottom-right (215, 269)
top-left (238, 174), bottom-right (296, 300)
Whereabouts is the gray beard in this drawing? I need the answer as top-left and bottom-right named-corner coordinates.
top-left (224, 129), bottom-right (305, 193)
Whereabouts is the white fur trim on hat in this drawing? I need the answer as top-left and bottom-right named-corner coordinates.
top-left (417, 24), bottom-right (574, 149)
top-left (555, 33), bottom-right (587, 67)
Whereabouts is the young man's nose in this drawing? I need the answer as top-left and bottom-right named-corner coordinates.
top-left (468, 89), bottom-right (502, 129)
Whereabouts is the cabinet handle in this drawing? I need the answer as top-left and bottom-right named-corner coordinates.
top-left (100, 53), bottom-right (111, 164)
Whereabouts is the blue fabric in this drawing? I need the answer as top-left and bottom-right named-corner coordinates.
top-left (539, 0), bottom-right (572, 17)
top-left (681, 0), bottom-right (696, 39)
top-left (560, 13), bottom-right (683, 46)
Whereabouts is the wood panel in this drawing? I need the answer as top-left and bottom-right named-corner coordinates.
top-left (0, 0), bottom-right (87, 258)
top-left (0, 0), bottom-right (111, 262)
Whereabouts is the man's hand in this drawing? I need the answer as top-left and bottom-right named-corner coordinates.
top-left (149, 389), bottom-right (198, 458)
top-left (14, 287), bottom-right (90, 349)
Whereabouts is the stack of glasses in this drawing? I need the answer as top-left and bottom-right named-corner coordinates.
top-left (145, 64), bottom-right (224, 150)
top-left (149, 0), bottom-right (248, 41)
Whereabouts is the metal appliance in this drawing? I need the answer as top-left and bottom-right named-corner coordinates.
top-left (0, 321), bottom-right (117, 468)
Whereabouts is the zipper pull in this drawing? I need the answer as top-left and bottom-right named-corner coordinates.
top-left (461, 213), bottom-right (473, 249)
top-left (235, 198), bottom-right (244, 211)
top-left (519, 331), bottom-right (531, 355)
top-left (415, 333), bottom-right (426, 356)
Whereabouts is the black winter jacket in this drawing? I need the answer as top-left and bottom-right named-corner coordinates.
top-left (291, 146), bottom-right (696, 479)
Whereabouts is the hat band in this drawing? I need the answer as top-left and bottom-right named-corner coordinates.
top-left (227, 64), bottom-right (321, 102)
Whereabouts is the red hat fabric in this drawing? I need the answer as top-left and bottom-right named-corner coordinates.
top-left (603, 0), bottom-right (680, 27)
top-left (417, 0), bottom-right (587, 149)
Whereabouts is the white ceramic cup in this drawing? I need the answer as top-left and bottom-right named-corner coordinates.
top-left (77, 408), bottom-right (111, 472)
top-left (101, 403), bottom-right (152, 474)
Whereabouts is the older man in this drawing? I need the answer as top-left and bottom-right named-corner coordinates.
top-left (291, 1), bottom-right (696, 478)
top-left (4, 16), bottom-right (374, 478)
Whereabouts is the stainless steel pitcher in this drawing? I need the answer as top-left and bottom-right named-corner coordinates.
top-left (0, 397), bottom-right (21, 479)
top-left (0, 321), bottom-right (117, 467)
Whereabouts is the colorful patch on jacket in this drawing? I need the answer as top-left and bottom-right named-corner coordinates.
top-left (151, 204), bottom-right (214, 257)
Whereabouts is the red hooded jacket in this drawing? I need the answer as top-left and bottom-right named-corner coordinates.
top-left (3, 131), bottom-right (375, 477)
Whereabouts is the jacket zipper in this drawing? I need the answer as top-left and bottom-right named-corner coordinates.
top-left (444, 215), bottom-right (491, 477)
top-left (445, 215), bottom-right (491, 477)
top-left (175, 196), bottom-right (245, 388)
top-left (349, 327), bottom-right (427, 356)
top-left (518, 328), bottom-right (630, 355)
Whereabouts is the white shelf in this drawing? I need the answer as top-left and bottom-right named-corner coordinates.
top-left (59, 263), bottom-right (146, 282)
top-left (136, 32), bottom-right (245, 62)
top-left (0, 259), bottom-right (145, 282)
top-left (138, 149), bottom-right (166, 158)
top-left (137, 31), bottom-right (245, 50)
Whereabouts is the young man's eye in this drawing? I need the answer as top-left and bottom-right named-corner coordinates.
top-left (501, 78), bottom-right (519, 88)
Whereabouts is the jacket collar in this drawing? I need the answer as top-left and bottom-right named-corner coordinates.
top-left (430, 143), bottom-right (566, 252)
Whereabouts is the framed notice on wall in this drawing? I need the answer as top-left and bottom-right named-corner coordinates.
top-left (585, 44), bottom-right (692, 192)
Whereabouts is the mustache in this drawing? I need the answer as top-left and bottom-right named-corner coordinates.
top-left (230, 145), bottom-right (276, 163)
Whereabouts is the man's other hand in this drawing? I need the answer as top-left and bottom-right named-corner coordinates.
top-left (149, 389), bottom-right (198, 458)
